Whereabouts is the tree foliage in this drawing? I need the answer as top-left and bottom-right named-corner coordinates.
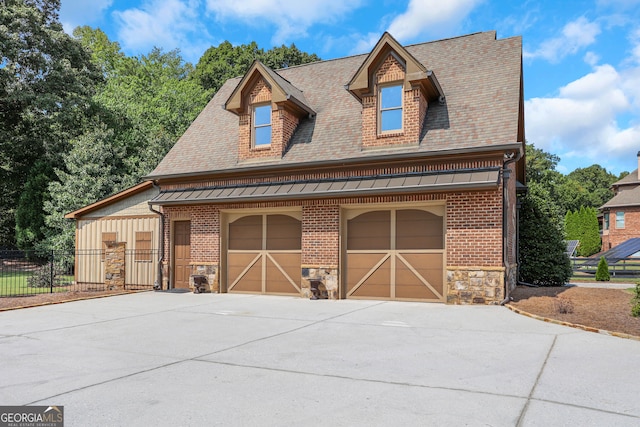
top-left (519, 195), bottom-right (572, 286)
top-left (595, 256), bottom-right (610, 281)
top-left (192, 41), bottom-right (320, 94)
top-left (0, 0), bottom-right (101, 248)
top-left (564, 207), bottom-right (601, 257)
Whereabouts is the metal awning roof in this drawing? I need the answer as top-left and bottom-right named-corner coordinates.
top-left (150, 168), bottom-right (501, 206)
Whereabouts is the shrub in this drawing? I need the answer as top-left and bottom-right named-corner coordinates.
top-left (27, 263), bottom-right (68, 288)
top-left (519, 196), bottom-right (572, 286)
top-left (631, 283), bottom-right (640, 318)
top-left (595, 256), bottom-right (610, 281)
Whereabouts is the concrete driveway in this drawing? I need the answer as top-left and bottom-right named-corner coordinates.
top-left (1, 292), bottom-right (639, 426)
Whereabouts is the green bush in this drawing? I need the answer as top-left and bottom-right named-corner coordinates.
top-left (631, 283), bottom-right (640, 317)
top-left (519, 196), bottom-right (572, 286)
top-left (595, 256), bottom-right (610, 281)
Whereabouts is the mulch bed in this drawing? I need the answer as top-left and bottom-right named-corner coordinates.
top-left (508, 286), bottom-right (640, 338)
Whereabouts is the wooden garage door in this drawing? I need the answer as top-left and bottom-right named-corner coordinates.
top-left (227, 213), bottom-right (301, 295)
top-left (346, 208), bottom-right (444, 301)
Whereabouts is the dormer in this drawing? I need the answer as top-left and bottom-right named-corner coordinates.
top-left (347, 32), bottom-right (444, 148)
top-left (225, 61), bottom-right (314, 161)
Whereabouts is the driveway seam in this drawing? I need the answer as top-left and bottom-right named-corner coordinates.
top-left (516, 335), bottom-right (557, 426)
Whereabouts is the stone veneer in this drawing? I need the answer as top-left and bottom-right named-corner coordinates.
top-left (104, 241), bottom-right (126, 290)
top-left (190, 263), bottom-right (218, 293)
top-left (446, 266), bottom-right (504, 304)
top-left (302, 267), bottom-right (339, 299)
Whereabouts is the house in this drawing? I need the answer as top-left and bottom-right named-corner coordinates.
top-left (142, 31), bottom-right (525, 304)
top-left (64, 181), bottom-right (161, 289)
top-left (600, 152), bottom-right (640, 251)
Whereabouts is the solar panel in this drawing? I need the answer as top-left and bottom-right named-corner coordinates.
top-left (565, 240), bottom-right (579, 257)
top-left (581, 237), bottom-right (640, 266)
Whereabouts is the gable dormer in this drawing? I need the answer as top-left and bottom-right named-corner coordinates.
top-left (225, 61), bottom-right (314, 161)
top-left (347, 32), bottom-right (444, 148)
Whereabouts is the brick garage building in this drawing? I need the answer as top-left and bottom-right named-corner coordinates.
top-left (145, 31), bottom-right (526, 304)
top-left (600, 153), bottom-right (640, 251)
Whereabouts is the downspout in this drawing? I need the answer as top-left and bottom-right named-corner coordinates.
top-left (148, 181), bottom-right (165, 290)
top-left (500, 149), bottom-right (522, 305)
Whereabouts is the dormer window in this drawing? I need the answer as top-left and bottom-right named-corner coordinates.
top-left (253, 104), bottom-right (272, 147)
top-left (379, 84), bottom-right (403, 133)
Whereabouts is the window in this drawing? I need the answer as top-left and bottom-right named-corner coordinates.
top-left (135, 231), bottom-right (152, 262)
top-left (253, 104), bottom-right (271, 147)
top-left (379, 84), bottom-right (403, 132)
top-left (604, 213), bottom-right (609, 230)
top-left (616, 211), bottom-right (625, 229)
top-left (101, 232), bottom-right (116, 261)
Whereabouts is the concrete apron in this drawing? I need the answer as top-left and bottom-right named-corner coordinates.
top-left (0, 292), bottom-right (639, 426)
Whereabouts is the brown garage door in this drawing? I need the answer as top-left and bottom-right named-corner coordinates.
top-left (227, 213), bottom-right (301, 295)
top-left (346, 208), bottom-right (444, 302)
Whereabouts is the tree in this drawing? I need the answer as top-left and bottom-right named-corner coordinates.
top-left (192, 41), bottom-right (320, 94)
top-left (0, 0), bottom-right (101, 248)
top-left (519, 194), bottom-right (572, 286)
top-left (595, 257), bottom-right (610, 281)
top-left (41, 125), bottom-right (132, 251)
top-left (564, 207), bottom-right (601, 257)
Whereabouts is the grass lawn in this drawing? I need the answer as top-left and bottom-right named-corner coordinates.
top-left (0, 271), bottom-right (72, 297)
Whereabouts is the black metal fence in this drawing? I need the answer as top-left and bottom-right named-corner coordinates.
top-left (0, 249), bottom-right (158, 297)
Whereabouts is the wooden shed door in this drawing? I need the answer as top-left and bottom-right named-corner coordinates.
top-left (173, 221), bottom-right (191, 289)
top-left (227, 214), bottom-right (301, 295)
top-left (346, 208), bottom-right (444, 302)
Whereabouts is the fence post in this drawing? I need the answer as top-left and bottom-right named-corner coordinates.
top-left (50, 250), bottom-right (54, 293)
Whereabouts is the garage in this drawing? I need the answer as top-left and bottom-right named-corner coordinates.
top-left (226, 212), bottom-right (302, 295)
top-left (345, 207), bottom-right (445, 302)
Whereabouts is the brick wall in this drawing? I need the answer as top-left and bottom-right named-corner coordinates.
top-left (446, 189), bottom-right (503, 267)
top-left (361, 54), bottom-right (427, 148)
top-left (605, 206), bottom-right (640, 249)
top-left (302, 205), bottom-right (340, 267)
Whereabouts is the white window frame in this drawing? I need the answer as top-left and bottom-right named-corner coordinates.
top-left (378, 83), bottom-right (403, 134)
top-left (603, 212), bottom-right (609, 230)
top-left (616, 211), bottom-right (625, 229)
top-left (252, 103), bottom-right (272, 148)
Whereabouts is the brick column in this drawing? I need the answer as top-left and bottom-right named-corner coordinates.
top-left (301, 205), bottom-right (340, 299)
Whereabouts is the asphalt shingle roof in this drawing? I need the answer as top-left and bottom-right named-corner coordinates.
top-left (148, 31), bottom-right (523, 179)
top-left (601, 184), bottom-right (640, 209)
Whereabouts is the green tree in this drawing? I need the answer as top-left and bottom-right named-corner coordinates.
top-left (519, 194), bottom-right (572, 286)
top-left (0, 0), bottom-right (101, 248)
top-left (595, 256), bottom-right (610, 281)
top-left (566, 165), bottom-right (617, 209)
top-left (41, 125), bottom-right (133, 251)
top-left (192, 41), bottom-right (320, 94)
top-left (576, 206), bottom-right (600, 256)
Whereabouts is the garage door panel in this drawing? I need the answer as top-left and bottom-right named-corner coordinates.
top-left (229, 215), bottom-right (262, 250)
top-left (267, 215), bottom-right (301, 250)
top-left (229, 256), bottom-right (263, 293)
top-left (395, 261), bottom-right (440, 300)
top-left (265, 255), bottom-right (300, 294)
top-left (400, 253), bottom-right (444, 295)
top-left (349, 257), bottom-right (391, 298)
top-left (396, 209), bottom-right (443, 250)
top-left (346, 253), bottom-right (387, 290)
top-left (347, 211), bottom-right (391, 250)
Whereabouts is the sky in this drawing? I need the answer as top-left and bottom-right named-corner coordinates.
top-left (58, 0), bottom-right (640, 176)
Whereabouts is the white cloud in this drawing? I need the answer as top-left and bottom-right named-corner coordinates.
top-left (113, 0), bottom-right (211, 61)
top-left (386, 0), bottom-right (482, 42)
top-left (205, 0), bottom-right (363, 46)
top-left (524, 17), bottom-right (601, 62)
top-left (60, 0), bottom-right (113, 33)
top-left (525, 63), bottom-right (640, 173)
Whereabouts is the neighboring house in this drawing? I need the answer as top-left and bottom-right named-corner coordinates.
top-left (600, 152), bottom-right (640, 251)
top-left (65, 181), bottom-right (161, 288)
top-left (141, 31), bottom-right (525, 304)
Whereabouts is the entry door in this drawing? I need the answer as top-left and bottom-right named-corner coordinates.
top-left (227, 213), bottom-right (301, 295)
top-left (173, 220), bottom-right (191, 289)
top-left (345, 208), bottom-right (444, 301)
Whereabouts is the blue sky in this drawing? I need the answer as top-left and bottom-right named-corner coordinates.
top-left (58, 0), bottom-right (640, 175)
